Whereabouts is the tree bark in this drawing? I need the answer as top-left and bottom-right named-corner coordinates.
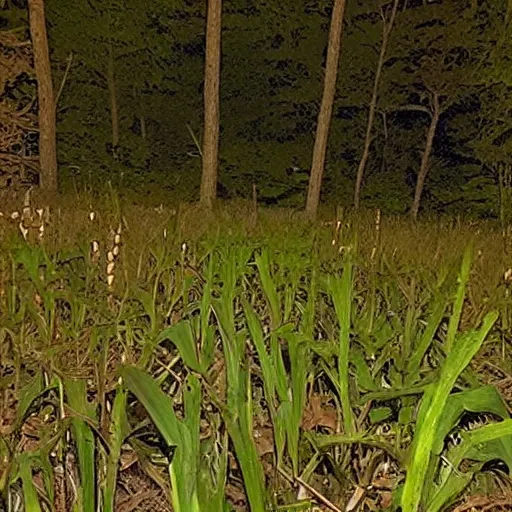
top-left (28, 0), bottom-right (58, 193)
top-left (498, 163), bottom-right (512, 227)
top-left (200, 0), bottom-right (222, 209)
top-left (107, 44), bottom-right (119, 158)
top-left (410, 92), bottom-right (440, 221)
top-left (354, 0), bottom-right (399, 210)
top-left (305, 0), bottom-right (348, 219)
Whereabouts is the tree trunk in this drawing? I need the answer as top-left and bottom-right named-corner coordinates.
top-left (200, 0), bottom-right (222, 209)
top-left (498, 162), bottom-right (512, 228)
top-left (410, 92), bottom-right (440, 221)
top-left (305, 0), bottom-right (348, 219)
top-left (354, 0), bottom-right (399, 210)
top-left (379, 111), bottom-right (388, 174)
top-left (107, 44), bottom-right (119, 158)
top-left (507, 0), bottom-right (512, 25)
top-left (28, 0), bottom-right (58, 193)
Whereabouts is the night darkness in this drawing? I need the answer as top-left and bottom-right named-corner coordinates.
top-left (0, 0), bottom-right (511, 218)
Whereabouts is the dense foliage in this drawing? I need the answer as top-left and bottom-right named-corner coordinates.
top-left (2, 0), bottom-right (512, 215)
top-left (1, 197), bottom-right (512, 510)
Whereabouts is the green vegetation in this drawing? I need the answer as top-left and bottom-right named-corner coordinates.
top-left (1, 193), bottom-right (511, 511)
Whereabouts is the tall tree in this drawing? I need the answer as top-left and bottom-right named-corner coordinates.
top-left (107, 43), bottom-right (119, 158)
top-left (200, 0), bottom-right (222, 208)
top-left (381, 2), bottom-right (482, 219)
top-left (354, 0), bottom-right (399, 210)
top-left (28, 0), bottom-right (58, 192)
top-left (410, 90), bottom-right (440, 221)
top-left (305, 0), bottom-right (348, 218)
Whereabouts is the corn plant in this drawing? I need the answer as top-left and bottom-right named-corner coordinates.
top-left (120, 366), bottom-right (204, 512)
top-left (212, 246), bottom-right (268, 512)
top-left (400, 248), bottom-right (500, 511)
top-left (245, 248), bottom-right (313, 480)
top-left (2, 199), bottom-right (512, 512)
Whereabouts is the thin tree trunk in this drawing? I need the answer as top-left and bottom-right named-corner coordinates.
top-left (411, 92), bottom-right (440, 221)
top-left (200, 0), bottom-right (222, 209)
top-left (107, 44), bottom-right (119, 158)
top-left (28, 0), bottom-right (58, 192)
top-left (498, 163), bottom-right (512, 227)
top-left (379, 111), bottom-right (388, 174)
top-left (305, 0), bottom-right (348, 219)
top-left (354, 0), bottom-right (399, 209)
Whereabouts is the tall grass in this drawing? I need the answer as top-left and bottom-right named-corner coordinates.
top-left (0, 194), bottom-right (511, 511)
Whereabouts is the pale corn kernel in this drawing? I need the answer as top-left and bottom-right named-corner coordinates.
top-left (19, 223), bottom-right (28, 240)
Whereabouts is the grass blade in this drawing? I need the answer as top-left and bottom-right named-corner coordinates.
top-left (65, 378), bottom-right (96, 512)
top-left (119, 365), bottom-right (200, 512)
top-left (401, 310), bottom-right (498, 512)
top-left (326, 256), bottom-right (355, 435)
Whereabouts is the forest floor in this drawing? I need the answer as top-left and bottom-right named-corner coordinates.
top-left (1, 190), bottom-right (512, 511)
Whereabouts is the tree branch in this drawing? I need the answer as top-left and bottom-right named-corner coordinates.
top-left (55, 52), bottom-right (73, 107)
top-left (385, 104), bottom-right (432, 116)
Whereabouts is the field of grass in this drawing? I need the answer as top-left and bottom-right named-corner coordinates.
top-left (1, 189), bottom-right (512, 512)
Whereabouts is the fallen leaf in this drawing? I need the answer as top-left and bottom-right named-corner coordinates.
top-left (302, 395), bottom-right (337, 431)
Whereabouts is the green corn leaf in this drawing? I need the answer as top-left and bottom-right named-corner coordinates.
top-left (427, 419), bottom-right (512, 512)
top-left (287, 333), bottom-right (308, 477)
top-left (223, 373), bottom-right (267, 512)
top-left (243, 298), bottom-right (277, 408)
top-left (134, 287), bottom-right (157, 333)
top-left (103, 387), bottom-right (130, 512)
top-left (401, 310), bottom-right (498, 512)
top-left (326, 257), bottom-right (355, 435)
top-left (445, 246), bottom-right (472, 354)
top-left (432, 385), bottom-right (509, 456)
top-left (350, 346), bottom-right (379, 392)
top-left (156, 320), bottom-right (202, 373)
top-left (119, 365), bottom-right (200, 512)
top-left (255, 249), bottom-right (282, 328)
top-left (17, 454), bottom-right (42, 512)
top-left (119, 365), bottom-right (182, 447)
top-left (65, 378), bottom-right (97, 512)
top-left (14, 371), bottom-right (45, 430)
top-left (406, 297), bottom-right (446, 382)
